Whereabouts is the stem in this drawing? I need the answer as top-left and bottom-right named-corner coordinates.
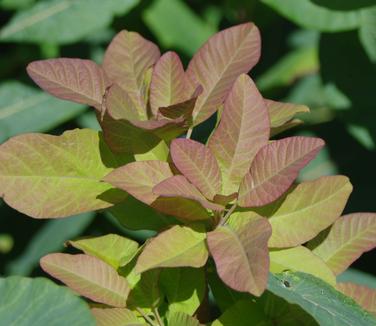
top-left (136, 307), bottom-right (157, 326)
top-left (186, 127), bottom-right (193, 139)
top-left (153, 308), bottom-right (164, 326)
top-left (219, 203), bottom-right (237, 226)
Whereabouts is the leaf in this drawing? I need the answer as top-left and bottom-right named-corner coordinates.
top-left (103, 30), bottom-right (160, 119)
top-left (261, 0), bottom-right (363, 32)
top-left (338, 269), bottom-right (376, 289)
top-left (207, 213), bottom-right (272, 296)
top-left (311, 213), bottom-right (376, 275)
top-left (257, 176), bottom-right (352, 247)
top-left (150, 51), bottom-right (189, 115)
top-left (168, 312), bottom-right (201, 326)
top-left (27, 58), bottom-right (110, 109)
top-left (153, 175), bottom-right (224, 212)
top-left (171, 139), bottom-right (221, 200)
top-left (135, 225), bottom-right (208, 273)
top-left (269, 246), bottom-right (336, 286)
top-left (0, 129), bottom-right (127, 218)
top-left (266, 99), bottom-right (310, 130)
top-left (268, 271), bottom-right (376, 326)
top-left (238, 136), bottom-right (324, 207)
top-left (208, 74), bottom-right (270, 195)
top-left (0, 81), bottom-right (85, 143)
top-left (337, 283), bottom-right (376, 316)
top-left (160, 267), bottom-right (205, 315)
top-left (0, 276), bottom-right (95, 326)
top-left (0, 0), bottom-right (139, 44)
top-left (186, 23), bottom-right (261, 125)
top-left (40, 253), bottom-right (130, 307)
top-left (67, 234), bottom-right (139, 270)
top-left (104, 160), bottom-right (173, 205)
top-left (143, 0), bottom-right (216, 56)
top-left (7, 212), bottom-right (94, 276)
top-left (359, 7), bottom-right (376, 63)
top-left (91, 308), bottom-right (145, 326)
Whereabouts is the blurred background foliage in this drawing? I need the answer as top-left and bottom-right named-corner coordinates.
top-left (0, 0), bottom-right (375, 283)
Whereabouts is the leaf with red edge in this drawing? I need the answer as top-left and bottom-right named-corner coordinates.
top-left (105, 84), bottom-right (140, 121)
top-left (255, 176), bottom-right (353, 248)
top-left (104, 161), bottom-right (173, 205)
top-left (207, 213), bottom-right (271, 296)
top-left (208, 74), bottom-right (270, 195)
top-left (27, 58), bottom-right (110, 109)
top-left (337, 283), bottom-right (376, 316)
top-left (238, 136), bottom-right (324, 207)
top-left (186, 23), bottom-right (261, 125)
top-left (153, 175), bottom-right (224, 211)
top-left (171, 139), bottom-right (221, 200)
top-left (40, 253), bottom-right (130, 307)
top-left (103, 30), bottom-right (160, 119)
top-left (150, 51), bottom-right (190, 115)
top-left (311, 213), bottom-right (376, 275)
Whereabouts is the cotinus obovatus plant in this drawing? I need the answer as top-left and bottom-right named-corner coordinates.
top-left (1, 23), bottom-right (376, 325)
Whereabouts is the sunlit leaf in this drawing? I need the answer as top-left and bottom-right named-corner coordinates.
top-left (311, 213), bottom-right (376, 275)
top-left (239, 136), bottom-right (324, 207)
top-left (208, 74), bottom-right (269, 195)
top-left (186, 23), bottom-right (261, 125)
top-left (135, 225), bottom-right (208, 273)
top-left (167, 311), bottom-right (201, 326)
top-left (91, 308), bottom-right (145, 326)
top-left (0, 129), bottom-right (127, 218)
top-left (207, 213), bottom-right (271, 296)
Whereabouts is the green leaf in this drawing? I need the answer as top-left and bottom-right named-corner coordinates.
top-left (91, 308), bottom-right (146, 326)
top-left (160, 267), bottom-right (205, 315)
top-left (268, 271), bottom-right (376, 325)
top-left (68, 233), bottom-right (139, 270)
top-left (143, 0), bottom-right (216, 56)
top-left (0, 0), bottom-right (139, 44)
top-left (261, 0), bottom-right (364, 32)
top-left (0, 276), bottom-right (95, 326)
top-left (167, 312), bottom-right (201, 326)
top-left (135, 225), bottom-right (208, 273)
top-left (0, 0), bottom-right (35, 10)
top-left (7, 212), bottom-right (94, 276)
top-left (337, 283), bottom-right (376, 316)
top-left (359, 6), bottom-right (376, 62)
top-left (41, 253), bottom-right (131, 307)
top-left (338, 269), bottom-right (376, 289)
top-left (270, 246), bottom-right (336, 286)
top-left (0, 81), bottom-right (85, 143)
top-left (0, 129), bottom-right (128, 218)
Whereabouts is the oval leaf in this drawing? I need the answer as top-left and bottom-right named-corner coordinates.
top-left (40, 253), bottom-right (130, 307)
top-left (312, 213), bottom-right (376, 275)
top-left (0, 129), bottom-right (126, 218)
top-left (207, 213), bottom-right (272, 296)
top-left (171, 138), bottom-right (221, 200)
top-left (208, 74), bottom-right (270, 195)
top-left (91, 308), bottom-right (145, 326)
top-left (238, 136), bottom-right (324, 207)
top-left (186, 23), bottom-right (261, 125)
top-left (27, 58), bottom-right (109, 109)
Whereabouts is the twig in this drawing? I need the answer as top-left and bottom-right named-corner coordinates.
top-left (219, 203), bottom-right (237, 226)
top-left (153, 307), bottom-right (164, 326)
top-left (136, 307), bottom-right (156, 326)
top-left (186, 127), bottom-right (193, 139)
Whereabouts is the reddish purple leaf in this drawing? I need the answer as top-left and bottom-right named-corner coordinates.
top-left (337, 283), bottom-right (376, 316)
top-left (207, 214), bottom-right (271, 296)
top-left (170, 139), bottom-right (221, 200)
top-left (150, 51), bottom-right (190, 116)
top-left (186, 23), bottom-right (261, 125)
top-left (238, 136), bottom-right (324, 207)
top-left (208, 74), bottom-right (270, 194)
top-left (27, 58), bottom-right (110, 109)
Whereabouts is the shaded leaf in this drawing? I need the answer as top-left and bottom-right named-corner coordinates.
top-left (257, 176), bottom-right (352, 247)
top-left (207, 213), bottom-right (271, 296)
top-left (338, 269), bottom-right (376, 289)
top-left (0, 129), bottom-right (127, 218)
top-left (27, 58), bottom-right (110, 109)
top-left (268, 271), bottom-right (376, 325)
top-left (67, 234), bottom-right (139, 270)
top-left (270, 246), bottom-right (336, 285)
top-left (135, 225), bottom-right (208, 273)
top-left (208, 74), bottom-right (270, 195)
top-left (311, 213), bottom-right (376, 275)
top-left (238, 136), bottom-right (324, 207)
top-left (171, 139), bottom-right (221, 200)
top-left (91, 308), bottom-right (145, 326)
top-left (0, 276), bottom-right (95, 326)
top-left (40, 253), bottom-right (130, 307)
top-left (359, 7), bottom-right (376, 63)
top-left (186, 23), bottom-right (261, 125)
top-left (337, 283), bottom-right (376, 316)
